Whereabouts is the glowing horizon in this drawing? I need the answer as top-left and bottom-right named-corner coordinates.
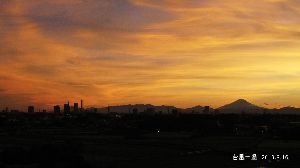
top-left (1, 0), bottom-right (300, 109)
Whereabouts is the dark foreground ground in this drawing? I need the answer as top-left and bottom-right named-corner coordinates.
top-left (0, 112), bottom-right (300, 168)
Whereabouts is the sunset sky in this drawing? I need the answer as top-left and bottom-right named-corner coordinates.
top-left (1, 0), bottom-right (300, 110)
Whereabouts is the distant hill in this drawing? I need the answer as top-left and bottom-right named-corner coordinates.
top-left (182, 105), bottom-right (213, 114)
top-left (270, 106), bottom-right (300, 114)
top-left (218, 99), bottom-right (264, 113)
top-left (182, 105), bottom-right (204, 113)
top-left (96, 104), bottom-right (177, 114)
top-left (86, 99), bottom-right (300, 114)
top-left (95, 104), bottom-right (212, 114)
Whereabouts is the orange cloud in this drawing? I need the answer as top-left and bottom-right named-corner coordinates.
top-left (1, 0), bottom-right (300, 110)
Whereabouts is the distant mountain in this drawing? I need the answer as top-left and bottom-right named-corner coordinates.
top-left (218, 99), bottom-right (264, 113)
top-left (96, 104), bottom-right (177, 114)
top-left (94, 104), bottom-right (213, 114)
top-left (271, 106), bottom-right (300, 114)
top-left (92, 100), bottom-right (264, 114)
top-left (182, 105), bottom-right (214, 114)
top-left (85, 100), bottom-right (300, 114)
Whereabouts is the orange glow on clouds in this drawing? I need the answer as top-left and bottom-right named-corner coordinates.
top-left (1, 0), bottom-right (300, 109)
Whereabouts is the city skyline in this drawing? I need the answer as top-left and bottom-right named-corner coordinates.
top-left (2, 98), bottom-right (300, 113)
top-left (1, 0), bottom-right (300, 109)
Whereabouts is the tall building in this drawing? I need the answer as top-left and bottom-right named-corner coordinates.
top-left (80, 99), bottom-right (83, 110)
top-left (54, 105), bottom-right (60, 114)
top-left (64, 103), bottom-right (70, 114)
top-left (74, 103), bottom-right (79, 112)
top-left (28, 106), bottom-right (34, 113)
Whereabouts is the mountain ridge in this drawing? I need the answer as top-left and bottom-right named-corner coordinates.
top-left (86, 99), bottom-right (300, 114)
top-left (218, 99), bottom-right (263, 110)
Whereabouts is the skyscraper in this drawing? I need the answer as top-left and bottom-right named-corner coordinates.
top-left (64, 103), bottom-right (70, 114)
top-left (74, 103), bottom-right (79, 112)
top-left (28, 106), bottom-right (34, 113)
top-left (54, 105), bottom-right (60, 114)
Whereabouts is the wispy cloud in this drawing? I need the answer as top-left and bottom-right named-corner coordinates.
top-left (1, 0), bottom-right (300, 108)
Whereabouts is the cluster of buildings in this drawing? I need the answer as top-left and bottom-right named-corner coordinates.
top-left (27, 100), bottom-right (84, 114)
top-left (26, 103), bottom-right (212, 115)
